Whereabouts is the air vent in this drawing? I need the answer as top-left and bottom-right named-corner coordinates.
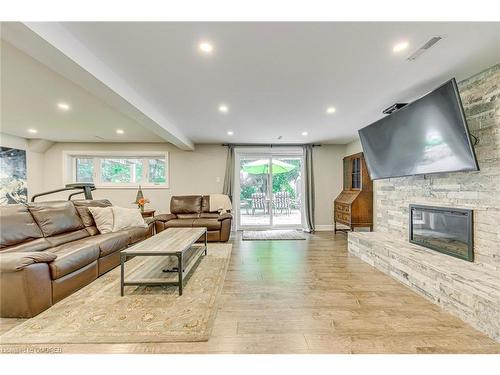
top-left (407, 36), bottom-right (443, 61)
top-left (383, 103), bottom-right (408, 115)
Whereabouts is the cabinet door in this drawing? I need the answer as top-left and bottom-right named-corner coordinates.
top-left (343, 158), bottom-right (350, 190)
top-left (351, 157), bottom-right (361, 189)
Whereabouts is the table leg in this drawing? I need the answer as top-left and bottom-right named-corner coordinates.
top-left (120, 253), bottom-right (125, 296)
top-left (204, 230), bottom-right (208, 255)
top-left (177, 253), bottom-right (183, 296)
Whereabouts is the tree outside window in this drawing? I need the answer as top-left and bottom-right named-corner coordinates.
top-left (73, 154), bottom-right (168, 187)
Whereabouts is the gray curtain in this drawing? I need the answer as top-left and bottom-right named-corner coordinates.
top-left (222, 145), bottom-right (235, 201)
top-left (303, 145), bottom-right (315, 232)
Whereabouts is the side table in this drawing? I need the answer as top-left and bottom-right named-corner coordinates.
top-left (141, 209), bottom-right (156, 218)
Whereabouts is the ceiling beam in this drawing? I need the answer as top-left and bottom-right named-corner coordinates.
top-left (27, 139), bottom-right (55, 153)
top-left (2, 22), bottom-right (194, 150)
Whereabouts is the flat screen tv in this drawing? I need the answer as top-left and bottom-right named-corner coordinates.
top-left (358, 79), bottom-right (479, 180)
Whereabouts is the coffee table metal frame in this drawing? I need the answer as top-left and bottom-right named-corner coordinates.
top-left (120, 228), bottom-right (208, 296)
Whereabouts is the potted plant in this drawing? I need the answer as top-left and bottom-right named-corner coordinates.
top-left (134, 185), bottom-right (150, 212)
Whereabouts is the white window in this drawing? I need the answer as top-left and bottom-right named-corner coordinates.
top-left (67, 152), bottom-right (168, 188)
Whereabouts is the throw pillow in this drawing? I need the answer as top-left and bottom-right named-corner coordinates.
top-left (112, 206), bottom-right (147, 232)
top-left (88, 206), bottom-right (114, 234)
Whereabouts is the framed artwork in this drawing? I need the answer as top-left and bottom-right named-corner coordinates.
top-left (0, 147), bottom-right (28, 205)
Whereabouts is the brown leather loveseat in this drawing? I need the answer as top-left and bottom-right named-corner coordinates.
top-left (0, 200), bottom-right (154, 318)
top-left (155, 195), bottom-right (232, 242)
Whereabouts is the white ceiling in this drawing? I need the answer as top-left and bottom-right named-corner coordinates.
top-left (2, 22), bottom-right (500, 146)
top-left (0, 41), bottom-right (164, 143)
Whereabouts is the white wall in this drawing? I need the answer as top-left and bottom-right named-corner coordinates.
top-left (3, 138), bottom-right (345, 227)
top-left (313, 144), bottom-right (346, 228)
top-left (40, 143), bottom-right (227, 213)
top-left (345, 138), bottom-right (362, 156)
top-left (41, 142), bottom-right (346, 226)
top-left (0, 132), bottom-right (45, 200)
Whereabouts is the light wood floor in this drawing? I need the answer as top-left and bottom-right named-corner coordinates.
top-left (1, 232), bottom-right (499, 354)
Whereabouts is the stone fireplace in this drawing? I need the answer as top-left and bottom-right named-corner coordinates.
top-left (409, 204), bottom-right (473, 262)
top-left (347, 64), bottom-right (500, 343)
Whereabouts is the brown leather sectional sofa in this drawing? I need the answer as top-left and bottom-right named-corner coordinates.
top-left (155, 195), bottom-right (232, 242)
top-left (0, 200), bottom-right (153, 318)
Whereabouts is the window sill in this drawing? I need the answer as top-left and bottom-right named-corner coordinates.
top-left (93, 185), bottom-right (169, 190)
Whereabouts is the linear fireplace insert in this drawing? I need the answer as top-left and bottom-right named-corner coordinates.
top-left (409, 204), bottom-right (473, 262)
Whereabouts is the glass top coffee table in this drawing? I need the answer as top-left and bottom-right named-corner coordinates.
top-left (120, 227), bottom-right (207, 296)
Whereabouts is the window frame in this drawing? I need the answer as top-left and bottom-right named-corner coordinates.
top-left (64, 150), bottom-right (169, 189)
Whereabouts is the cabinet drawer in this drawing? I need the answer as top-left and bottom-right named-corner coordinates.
top-left (335, 211), bottom-right (350, 223)
top-left (336, 203), bottom-right (350, 213)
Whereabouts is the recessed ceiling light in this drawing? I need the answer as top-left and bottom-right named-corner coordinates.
top-left (27, 129), bottom-right (38, 134)
top-left (393, 41), bottom-right (409, 53)
top-left (116, 129), bottom-right (124, 135)
top-left (218, 104), bottom-right (229, 113)
top-left (301, 131), bottom-right (308, 136)
top-left (199, 42), bottom-right (214, 54)
top-left (57, 102), bottom-right (70, 111)
top-left (227, 131), bottom-right (234, 136)
top-left (326, 107), bottom-right (336, 114)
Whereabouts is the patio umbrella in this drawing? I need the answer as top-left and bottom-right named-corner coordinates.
top-left (242, 159), bottom-right (296, 175)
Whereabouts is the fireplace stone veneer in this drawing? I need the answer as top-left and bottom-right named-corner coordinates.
top-left (373, 64), bottom-right (500, 270)
top-left (348, 232), bottom-right (500, 343)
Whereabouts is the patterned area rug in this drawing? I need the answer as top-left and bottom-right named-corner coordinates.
top-left (242, 230), bottom-right (306, 240)
top-left (1, 243), bottom-right (232, 344)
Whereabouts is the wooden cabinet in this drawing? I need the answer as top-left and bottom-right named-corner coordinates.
top-left (334, 152), bottom-right (373, 232)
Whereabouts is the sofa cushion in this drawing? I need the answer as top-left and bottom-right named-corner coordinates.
top-left (28, 201), bottom-right (84, 237)
top-left (0, 238), bottom-right (51, 253)
top-left (94, 232), bottom-right (130, 257)
top-left (45, 229), bottom-right (90, 247)
top-left (170, 195), bottom-right (202, 214)
top-left (64, 232), bottom-right (129, 257)
top-left (201, 195), bottom-right (211, 213)
top-left (48, 239), bottom-right (100, 279)
top-left (176, 213), bottom-right (200, 219)
top-left (51, 261), bottom-right (98, 303)
top-left (164, 219), bottom-right (196, 228)
top-left (0, 205), bottom-right (43, 247)
top-left (200, 213), bottom-right (220, 219)
top-left (88, 206), bottom-right (114, 234)
top-left (112, 206), bottom-right (147, 232)
top-left (154, 213), bottom-right (176, 222)
top-left (123, 227), bottom-right (150, 244)
top-left (73, 199), bottom-right (112, 228)
top-left (192, 218), bottom-right (222, 231)
top-left (85, 226), bottom-right (100, 236)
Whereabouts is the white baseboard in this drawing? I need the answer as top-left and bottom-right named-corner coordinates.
top-left (314, 225), bottom-right (334, 231)
top-left (231, 225), bottom-right (335, 232)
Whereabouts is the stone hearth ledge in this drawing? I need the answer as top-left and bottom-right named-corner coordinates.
top-left (348, 231), bottom-right (500, 343)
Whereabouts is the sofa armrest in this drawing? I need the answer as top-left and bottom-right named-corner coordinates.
top-left (154, 213), bottom-right (177, 222)
top-left (217, 213), bottom-right (233, 221)
top-left (144, 217), bottom-right (156, 226)
top-left (1, 262), bottom-right (53, 317)
top-left (0, 251), bottom-right (57, 273)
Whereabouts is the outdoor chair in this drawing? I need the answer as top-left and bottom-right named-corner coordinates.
top-left (251, 192), bottom-right (267, 214)
top-left (273, 191), bottom-right (291, 215)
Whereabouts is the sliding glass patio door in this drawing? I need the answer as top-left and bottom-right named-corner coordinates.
top-left (271, 156), bottom-right (302, 227)
top-left (235, 150), bottom-right (304, 230)
top-left (238, 156), bottom-right (272, 227)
